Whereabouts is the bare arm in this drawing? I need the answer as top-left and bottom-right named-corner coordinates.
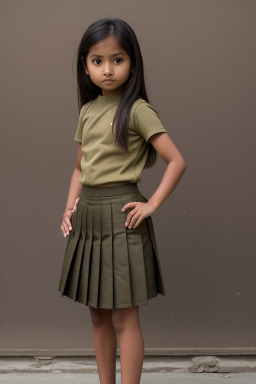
top-left (61, 144), bottom-right (83, 237)
top-left (64, 143), bottom-right (83, 212)
top-left (122, 132), bottom-right (187, 229)
top-left (147, 132), bottom-right (187, 210)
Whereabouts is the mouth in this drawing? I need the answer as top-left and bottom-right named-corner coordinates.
top-left (103, 79), bottom-right (114, 83)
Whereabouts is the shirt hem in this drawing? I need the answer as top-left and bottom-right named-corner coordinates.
top-left (145, 128), bottom-right (167, 142)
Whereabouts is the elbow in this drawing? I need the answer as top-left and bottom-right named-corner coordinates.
top-left (181, 158), bottom-right (187, 174)
top-left (169, 155), bottom-right (187, 171)
top-left (177, 153), bottom-right (187, 171)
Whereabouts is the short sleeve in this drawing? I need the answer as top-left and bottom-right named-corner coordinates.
top-left (74, 103), bottom-right (90, 143)
top-left (132, 101), bottom-right (167, 142)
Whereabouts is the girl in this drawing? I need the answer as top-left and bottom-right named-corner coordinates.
top-left (58, 18), bottom-right (186, 384)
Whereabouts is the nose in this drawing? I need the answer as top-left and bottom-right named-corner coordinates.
top-left (103, 62), bottom-right (113, 76)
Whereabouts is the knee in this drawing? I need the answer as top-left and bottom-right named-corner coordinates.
top-left (112, 307), bottom-right (140, 334)
top-left (89, 307), bottom-right (112, 328)
top-left (112, 312), bottom-right (125, 334)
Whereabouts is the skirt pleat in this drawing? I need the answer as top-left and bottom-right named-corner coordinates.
top-left (98, 203), bottom-right (114, 307)
top-left (77, 202), bottom-right (91, 303)
top-left (58, 202), bottom-right (83, 297)
top-left (88, 203), bottom-right (101, 306)
top-left (58, 183), bottom-right (166, 309)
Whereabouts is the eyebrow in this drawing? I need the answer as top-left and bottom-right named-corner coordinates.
top-left (89, 52), bottom-right (125, 58)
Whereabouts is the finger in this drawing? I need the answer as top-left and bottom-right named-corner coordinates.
top-left (125, 204), bottom-right (141, 220)
top-left (132, 216), bottom-right (143, 229)
top-left (126, 209), bottom-right (141, 228)
top-left (66, 217), bottom-right (73, 231)
top-left (130, 208), bottom-right (146, 229)
top-left (125, 208), bottom-right (138, 227)
top-left (75, 197), bottom-right (80, 207)
top-left (127, 205), bottom-right (142, 223)
top-left (121, 202), bottom-right (137, 211)
top-left (128, 214), bottom-right (140, 229)
top-left (63, 223), bottom-right (69, 237)
top-left (60, 224), bottom-right (65, 236)
top-left (64, 218), bottom-right (72, 236)
top-left (61, 223), bottom-right (69, 237)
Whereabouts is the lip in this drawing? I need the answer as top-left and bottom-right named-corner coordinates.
top-left (103, 79), bottom-right (114, 83)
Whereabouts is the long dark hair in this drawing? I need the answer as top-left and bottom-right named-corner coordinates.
top-left (75, 18), bottom-right (158, 168)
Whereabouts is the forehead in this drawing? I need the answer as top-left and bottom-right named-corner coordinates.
top-left (87, 35), bottom-right (126, 57)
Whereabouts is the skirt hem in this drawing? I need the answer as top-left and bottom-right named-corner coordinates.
top-left (59, 291), bottom-right (165, 309)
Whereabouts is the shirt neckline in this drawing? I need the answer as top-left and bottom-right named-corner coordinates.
top-left (97, 94), bottom-right (121, 103)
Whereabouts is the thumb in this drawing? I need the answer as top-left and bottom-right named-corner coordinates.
top-left (73, 198), bottom-right (79, 210)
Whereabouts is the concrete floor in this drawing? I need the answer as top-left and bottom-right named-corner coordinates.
top-left (1, 356), bottom-right (256, 383)
top-left (1, 372), bottom-right (256, 384)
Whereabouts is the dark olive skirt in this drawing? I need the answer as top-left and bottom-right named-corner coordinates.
top-left (58, 183), bottom-right (166, 309)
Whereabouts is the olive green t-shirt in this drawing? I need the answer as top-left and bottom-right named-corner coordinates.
top-left (74, 94), bottom-right (167, 187)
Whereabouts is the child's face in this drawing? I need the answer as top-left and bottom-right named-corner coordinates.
top-left (82, 34), bottom-right (132, 96)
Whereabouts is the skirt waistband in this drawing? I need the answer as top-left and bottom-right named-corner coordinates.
top-left (81, 183), bottom-right (139, 197)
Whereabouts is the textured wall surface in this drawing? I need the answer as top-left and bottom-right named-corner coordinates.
top-left (0, 0), bottom-right (255, 353)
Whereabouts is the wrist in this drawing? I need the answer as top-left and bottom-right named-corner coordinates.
top-left (147, 200), bottom-right (159, 212)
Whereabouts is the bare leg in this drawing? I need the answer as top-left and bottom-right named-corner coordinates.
top-left (89, 306), bottom-right (117, 384)
top-left (112, 306), bottom-right (144, 384)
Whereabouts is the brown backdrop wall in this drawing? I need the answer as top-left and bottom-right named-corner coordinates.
top-left (1, 0), bottom-right (255, 355)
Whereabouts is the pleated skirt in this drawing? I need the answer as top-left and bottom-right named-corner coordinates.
top-left (58, 182), bottom-right (166, 309)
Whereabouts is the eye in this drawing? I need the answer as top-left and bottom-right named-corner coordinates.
top-left (92, 58), bottom-right (101, 65)
top-left (114, 57), bottom-right (123, 64)
top-left (92, 57), bottom-right (123, 65)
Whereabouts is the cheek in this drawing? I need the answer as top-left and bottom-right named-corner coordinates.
top-left (87, 62), bottom-right (98, 74)
top-left (119, 64), bottom-right (131, 78)
top-left (89, 68), bottom-right (100, 79)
